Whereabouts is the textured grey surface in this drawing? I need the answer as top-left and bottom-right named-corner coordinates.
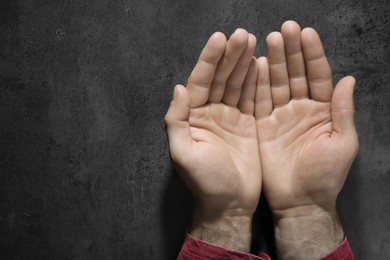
top-left (0, 0), bottom-right (389, 259)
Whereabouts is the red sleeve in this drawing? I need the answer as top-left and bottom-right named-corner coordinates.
top-left (177, 234), bottom-right (353, 260)
top-left (320, 238), bottom-right (354, 260)
top-left (177, 234), bottom-right (270, 260)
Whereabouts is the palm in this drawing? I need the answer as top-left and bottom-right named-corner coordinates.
top-left (258, 100), bottom-right (348, 210)
top-left (165, 29), bottom-right (262, 216)
top-left (186, 103), bottom-right (261, 212)
top-left (255, 22), bottom-right (358, 213)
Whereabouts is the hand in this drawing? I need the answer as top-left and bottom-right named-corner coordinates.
top-left (255, 21), bottom-right (359, 258)
top-left (165, 29), bottom-right (261, 252)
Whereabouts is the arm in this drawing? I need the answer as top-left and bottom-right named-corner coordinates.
top-left (255, 21), bottom-right (358, 259)
top-left (165, 29), bottom-right (261, 252)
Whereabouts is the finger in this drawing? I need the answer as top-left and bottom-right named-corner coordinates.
top-left (223, 33), bottom-right (257, 107)
top-left (208, 28), bottom-right (249, 103)
top-left (187, 32), bottom-right (227, 108)
top-left (281, 20), bottom-right (309, 99)
top-left (267, 32), bottom-right (291, 107)
top-left (238, 57), bottom-right (258, 115)
top-left (255, 57), bottom-right (273, 119)
top-left (301, 27), bottom-right (333, 102)
top-left (164, 85), bottom-right (193, 163)
top-left (331, 76), bottom-right (357, 135)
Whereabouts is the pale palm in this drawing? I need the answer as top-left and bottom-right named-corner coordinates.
top-left (184, 103), bottom-right (261, 213)
top-left (165, 29), bottom-right (262, 217)
top-left (258, 99), bottom-right (355, 211)
top-left (255, 22), bottom-right (358, 214)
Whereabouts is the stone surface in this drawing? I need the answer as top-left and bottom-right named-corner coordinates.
top-left (0, 0), bottom-right (389, 259)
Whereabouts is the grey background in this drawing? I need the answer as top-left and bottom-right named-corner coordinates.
top-left (1, 0), bottom-right (389, 259)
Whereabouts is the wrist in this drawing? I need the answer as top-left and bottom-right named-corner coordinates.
top-left (190, 207), bottom-right (253, 252)
top-left (272, 204), bottom-right (344, 260)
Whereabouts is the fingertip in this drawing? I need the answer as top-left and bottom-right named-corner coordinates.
top-left (165, 84), bottom-right (191, 123)
top-left (337, 76), bottom-right (356, 92)
top-left (257, 56), bottom-right (267, 62)
top-left (344, 75), bottom-right (356, 86)
top-left (248, 33), bottom-right (257, 46)
top-left (301, 27), bottom-right (320, 44)
top-left (266, 31), bottom-right (283, 45)
top-left (175, 84), bottom-right (186, 92)
top-left (281, 20), bottom-right (301, 34)
top-left (332, 75), bottom-right (358, 135)
top-left (172, 84), bottom-right (180, 100)
top-left (208, 32), bottom-right (227, 48)
top-left (210, 31), bottom-right (226, 40)
top-left (172, 84), bottom-right (184, 99)
top-left (338, 77), bottom-right (357, 109)
top-left (333, 76), bottom-right (357, 109)
top-left (266, 32), bottom-right (285, 58)
top-left (301, 27), bottom-right (316, 34)
top-left (234, 28), bottom-right (249, 35)
top-left (249, 56), bottom-right (258, 71)
top-left (231, 28), bottom-right (249, 44)
top-left (173, 84), bottom-right (191, 104)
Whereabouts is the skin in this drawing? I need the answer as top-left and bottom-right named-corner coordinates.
top-left (165, 20), bottom-right (358, 258)
top-left (256, 21), bottom-right (359, 259)
top-left (165, 29), bottom-right (261, 252)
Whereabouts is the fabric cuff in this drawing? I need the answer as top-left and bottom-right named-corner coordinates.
top-left (320, 237), bottom-right (354, 260)
top-left (177, 234), bottom-right (353, 260)
top-left (177, 234), bottom-right (270, 260)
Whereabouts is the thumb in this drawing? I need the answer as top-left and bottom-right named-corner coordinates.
top-left (164, 85), bottom-right (193, 162)
top-left (331, 76), bottom-right (357, 135)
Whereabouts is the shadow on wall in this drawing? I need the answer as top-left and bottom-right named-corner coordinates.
top-left (161, 166), bottom-right (194, 260)
top-left (252, 196), bottom-right (277, 258)
top-left (338, 157), bottom-right (363, 258)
